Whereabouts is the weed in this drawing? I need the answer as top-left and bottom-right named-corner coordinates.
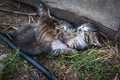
top-left (0, 50), bottom-right (30, 80)
top-left (52, 46), bottom-right (120, 80)
top-left (0, 42), bottom-right (120, 80)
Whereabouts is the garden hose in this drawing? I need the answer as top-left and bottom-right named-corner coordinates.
top-left (0, 33), bottom-right (58, 80)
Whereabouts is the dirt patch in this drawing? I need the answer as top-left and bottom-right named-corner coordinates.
top-left (0, 0), bottom-right (38, 33)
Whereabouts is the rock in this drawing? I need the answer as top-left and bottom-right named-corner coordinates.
top-left (15, 0), bottom-right (120, 42)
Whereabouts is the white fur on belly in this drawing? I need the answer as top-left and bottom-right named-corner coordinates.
top-left (77, 32), bottom-right (88, 49)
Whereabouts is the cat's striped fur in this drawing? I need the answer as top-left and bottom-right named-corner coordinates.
top-left (35, 9), bottom-right (78, 56)
top-left (61, 23), bottom-right (101, 50)
top-left (8, 7), bottom-right (101, 56)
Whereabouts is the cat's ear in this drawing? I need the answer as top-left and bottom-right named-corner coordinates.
top-left (43, 8), bottom-right (51, 17)
top-left (37, 8), bottom-right (51, 24)
top-left (39, 7), bottom-right (51, 19)
top-left (37, 1), bottom-right (51, 18)
top-left (93, 33), bottom-right (102, 47)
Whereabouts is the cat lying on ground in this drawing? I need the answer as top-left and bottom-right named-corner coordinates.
top-left (8, 8), bottom-right (101, 56)
top-left (51, 23), bottom-right (101, 56)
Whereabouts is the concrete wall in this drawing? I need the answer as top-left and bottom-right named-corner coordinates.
top-left (16, 0), bottom-right (120, 42)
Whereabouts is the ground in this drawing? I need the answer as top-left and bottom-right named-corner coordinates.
top-left (0, 0), bottom-right (120, 80)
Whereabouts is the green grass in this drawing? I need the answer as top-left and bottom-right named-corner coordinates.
top-left (0, 46), bottom-right (120, 80)
top-left (48, 47), bottom-right (120, 80)
top-left (0, 50), bottom-right (32, 80)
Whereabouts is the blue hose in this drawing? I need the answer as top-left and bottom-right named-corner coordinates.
top-left (0, 33), bottom-right (58, 80)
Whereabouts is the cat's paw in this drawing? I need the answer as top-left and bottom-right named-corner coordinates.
top-left (66, 48), bottom-right (78, 54)
top-left (60, 48), bottom-right (78, 54)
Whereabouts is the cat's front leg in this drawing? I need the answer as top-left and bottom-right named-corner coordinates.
top-left (51, 40), bottom-right (78, 56)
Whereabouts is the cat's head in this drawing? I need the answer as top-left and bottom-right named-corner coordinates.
top-left (36, 8), bottom-right (64, 42)
top-left (77, 23), bottom-right (101, 47)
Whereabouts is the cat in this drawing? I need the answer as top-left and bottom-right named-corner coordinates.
top-left (8, 8), bottom-right (78, 56)
top-left (49, 21), bottom-right (102, 55)
top-left (8, 3), bottom-right (101, 56)
top-left (35, 8), bottom-right (78, 56)
top-left (8, 23), bottom-right (40, 55)
top-left (61, 23), bottom-right (101, 50)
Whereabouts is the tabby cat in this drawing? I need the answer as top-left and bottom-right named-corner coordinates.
top-left (61, 23), bottom-right (101, 50)
top-left (9, 8), bottom-right (78, 56)
top-left (8, 4), bottom-right (101, 56)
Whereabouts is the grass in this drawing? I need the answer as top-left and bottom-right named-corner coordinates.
top-left (54, 48), bottom-right (120, 80)
top-left (0, 50), bottom-right (33, 80)
top-left (0, 41), bottom-right (120, 80)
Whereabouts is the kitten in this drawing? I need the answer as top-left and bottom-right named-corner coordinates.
top-left (35, 8), bottom-right (78, 56)
top-left (61, 23), bottom-right (101, 50)
top-left (8, 2), bottom-right (101, 56)
top-left (9, 8), bottom-right (78, 56)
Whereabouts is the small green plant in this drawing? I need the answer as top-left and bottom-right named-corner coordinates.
top-left (0, 50), bottom-right (29, 80)
top-left (1, 43), bottom-right (119, 80)
top-left (53, 47), bottom-right (120, 80)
